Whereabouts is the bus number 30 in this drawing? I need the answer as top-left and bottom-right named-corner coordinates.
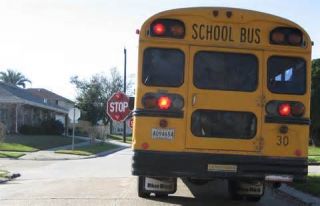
top-left (277, 135), bottom-right (289, 146)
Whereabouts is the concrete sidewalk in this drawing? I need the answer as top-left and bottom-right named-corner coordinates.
top-left (278, 184), bottom-right (320, 206)
top-left (19, 137), bottom-right (130, 161)
top-left (275, 165), bottom-right (320, 206)
top-left (309, 165), bottom-right (320, 174)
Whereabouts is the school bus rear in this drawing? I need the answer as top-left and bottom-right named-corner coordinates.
top-left (132, 7), bottom-right (311, 198)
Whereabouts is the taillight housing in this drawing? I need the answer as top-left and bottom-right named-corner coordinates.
top-left (150, 19), bottom-right (185, 39)
top-left (266, 101), bottom-right (305, 117)
top-left (270, 27), bottom-right (303, 46)
top-left (142, 93), bottom-right (184, 111)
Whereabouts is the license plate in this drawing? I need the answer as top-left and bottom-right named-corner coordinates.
top-left (237, 181), bottom-right (264, 195)
top-left (208, 164), bottom-right (237, 172)
top-left (152, 128), bottom-right (175, 140)
top-left (144, 177), bottom-right (176, 192)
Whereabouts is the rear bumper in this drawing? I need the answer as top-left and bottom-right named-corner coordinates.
top-left (132, 150), bottom-right (308, 182)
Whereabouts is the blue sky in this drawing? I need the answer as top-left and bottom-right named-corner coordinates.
top-left (0, 0), bottom-right (319, 100)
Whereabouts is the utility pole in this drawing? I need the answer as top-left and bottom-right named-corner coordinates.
top-left (123, 47), bottom-right (127, 143)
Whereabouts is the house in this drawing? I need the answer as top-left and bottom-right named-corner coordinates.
top-left (27, 88), bottom-right (74, 125)
top-left (0, 82), bottom-right (73, 133)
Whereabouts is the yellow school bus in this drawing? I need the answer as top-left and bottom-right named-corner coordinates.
top-left (132, 7), bottom-right (312, 201)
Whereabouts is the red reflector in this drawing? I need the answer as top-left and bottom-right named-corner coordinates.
top-left (158, 96), bottom-right (171, 110)
top-left (294, 149), bottom-right (302, 157)
top-left (278, 103), bottom-right (291, 116)
top-left (153, 23), bottom-right (166, 35)
top-left (142, 142), bottom-right (149, 150)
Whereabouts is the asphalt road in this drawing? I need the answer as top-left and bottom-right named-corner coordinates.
top-left (0, 148), bottom-right (295, 206)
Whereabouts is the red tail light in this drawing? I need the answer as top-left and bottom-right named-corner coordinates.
top-left (142, 95), bottom-right (158, 109)
top-left (153, 23), bottom-right (166, 35)
top-left (158, 96), bottom-right (171, 110)
top-left (291, 102), bottom-right (305, 116)
top-left (278, 103), bottom-right (291, 116)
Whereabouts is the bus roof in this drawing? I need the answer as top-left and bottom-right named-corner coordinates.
top-left (140, 7), bottom-right (311, 52)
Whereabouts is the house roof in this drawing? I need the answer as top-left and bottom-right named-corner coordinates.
top-left (27, 88), bottom-right (74, 104)
top-left (0, 82), bottom-right (68, 114)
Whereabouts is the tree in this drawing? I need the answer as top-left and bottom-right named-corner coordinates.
top-left (311, 58), bottom-right (320, 145)
top-left (0, 69), bottom-right (31, 88)
top-left (71, 68), bottom-right (130, 126)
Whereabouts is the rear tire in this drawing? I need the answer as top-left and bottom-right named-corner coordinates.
top-left (138, 176), bottom-right (150, 198)
top-left (228, 180), bottom-right (242, 200)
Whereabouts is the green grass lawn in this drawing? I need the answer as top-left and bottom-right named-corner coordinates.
top-left (0, 143), bottom-right (37, 152)
top-left (292, 175), bottom-right (320, 197)
top-left (0, 151), bottom-right (26, 158)
top-left (309, 156), bottom-right (320, 164)
top-left (1, 135), bottom-right (85, 151)
top-left (107, 134), bottom-right (132, 144)
top-left (308, 146), bottom-right (320, 164)
top-left (309, 146), bottom-right (320, 156)
top-left (0, 170), bottom-right (9, 178)
top-left (55, 142), bottom-right (121, 156)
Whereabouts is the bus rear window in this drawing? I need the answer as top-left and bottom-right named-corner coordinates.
top-left (193, 51), bottom-right (258, 92)
top-left (268, 56), bottom-right (306, 94)
top-left (142, 48), bottom-right (184, 87)
top-left (191, 110), bottom-right (257, 139)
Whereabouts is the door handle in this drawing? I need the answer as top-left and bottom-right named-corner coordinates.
top-left (192, 94), bottom-right (197, 106)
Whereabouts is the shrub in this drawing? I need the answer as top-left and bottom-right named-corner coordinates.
top-left (19, 119), bottom-right (64, 135)
top-left (41, 119), bottom-right (64, 135)
top-left (19, 125), bottom-right (43, 135)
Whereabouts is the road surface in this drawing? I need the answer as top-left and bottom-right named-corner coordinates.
top-left (0, 148), bottom-right (296, 206)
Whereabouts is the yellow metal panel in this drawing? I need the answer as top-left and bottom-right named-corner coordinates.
top-left (133, 7), bottom-right (311, 159)
top-left (184, 46), bottom-right (263, 152)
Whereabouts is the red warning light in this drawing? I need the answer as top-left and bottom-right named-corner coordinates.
top-left (153, 23), bottom-right (166, 35)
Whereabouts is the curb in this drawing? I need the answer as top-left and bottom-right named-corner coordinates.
top-left (0, 179), bottom-right (9, 184)
top-left (276, 184), bottom-right (320, 206)
top-left (17, 144), bottom-right (129, 161)
top-left (309, 163), bottom-right (320, 166)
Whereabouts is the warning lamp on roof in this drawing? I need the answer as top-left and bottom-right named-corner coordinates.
top-left (153, 23), bottom-right (166, 35)
top-left (270, 27), bottom-right (303, 46)
top-left (150, 19), bottom-right (185, 39)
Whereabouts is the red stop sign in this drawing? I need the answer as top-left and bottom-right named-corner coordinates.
top-left (106, 92), bottom-right (131, 122)
top-left (127, 118), bottom-right (133, 129)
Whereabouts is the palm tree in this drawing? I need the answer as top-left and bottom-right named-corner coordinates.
top-left (0, 69), bottom-right (31, 88)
